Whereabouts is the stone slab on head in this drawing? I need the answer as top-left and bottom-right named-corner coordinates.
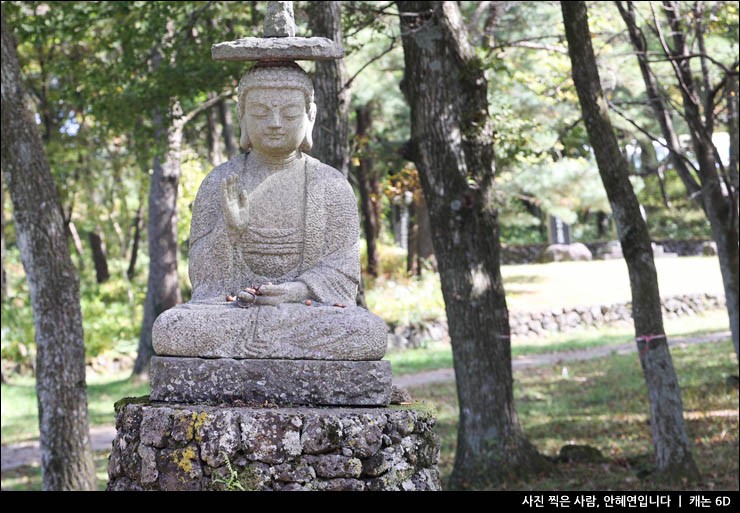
top-left (212, 37), bottom-right (344, 61)
top-left (150, 356), bottom-right (392, 406)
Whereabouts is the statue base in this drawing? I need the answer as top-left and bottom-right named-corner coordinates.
top-left (107, 400), bottom-right (441, 491)
top-left (150, 356), bottom-right (392, 406)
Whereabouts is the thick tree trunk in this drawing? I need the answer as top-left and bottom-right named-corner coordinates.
top-left (398, 1), bottom-right (549, 487)
top-left (416, 191), bottom-right (435, 262)
top-left (218, 99), bottom-right (238, 160)
top-left (88, 229), bottom-right (110, 284)
top-left (563, 0), bottom-right (699, 482)
top-left (1, 12), bottom-right (96, 490)
top-left (355, 104), bottom-right (381, 277)
top-left (132, 103), bottom-right (184, 376)
top-left (307, 1), bottom-right (350, 177)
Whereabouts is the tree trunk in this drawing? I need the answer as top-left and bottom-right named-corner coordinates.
top-left (206, 92), bottom-right (224, 166)
top-left (132, 102), bottom-right (184, 376)
top-left (127, 208), bottom-right (142, 280)
top-left (355, 104), bottom-right (380, 277)
top-left (218, 99), bottom-right (238, 159)
top-left (88, 229), bottom-right (110, 284)
top-left (615, 2), bottom-right (702, 202)
top-left (416, 191), bottom-right (435, 262)
top-left (398, 1), bottom-right (549, 487)
top-left (617, 1), bottom-right (739, 360)
top-left (1, 166), bottom-right (7, 300)
top-left (1, 11), bottom-right (96, 490)
top-left (307, 1), bottom-right (351, 177)
top-left (562, 0), bottom-right (699, 482)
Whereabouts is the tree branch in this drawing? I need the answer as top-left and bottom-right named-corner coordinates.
top-left (608, 100), bottom-right (701, 177)
top-left (342, 36), bottom-right (398, 92)
top-left (179, 89), bottom-right (232, 127)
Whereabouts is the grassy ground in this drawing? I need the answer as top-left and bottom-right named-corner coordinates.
top-left (367, 256), bottom-right (724, 325)
top-left (415, 338), bottom-right (738, 490)
top-left (387, 309), bottom-right (729, 375)
top-left (2, 338), bottom-right (735, 491)
top-left (1, 371), bottom-right (149, 445)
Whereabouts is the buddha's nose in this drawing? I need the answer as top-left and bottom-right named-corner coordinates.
top-left (268, 111), bottom-right (282, 128)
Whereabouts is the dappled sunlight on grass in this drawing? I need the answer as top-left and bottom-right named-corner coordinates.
top-left (407, 339), bottom-right (738, 490)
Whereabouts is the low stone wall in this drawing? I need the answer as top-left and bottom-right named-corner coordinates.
top-left (108, 401), bottom-right (441, 491)
top-left (510, 292), bottom-right (724, 338)
top-left (387, 293), bottom-right (725, 348)
top-left (501, 239), bottom-right (712, 265)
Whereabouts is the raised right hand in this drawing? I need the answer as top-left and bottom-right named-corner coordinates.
top-left (221, 174), bottom-right (249, 231)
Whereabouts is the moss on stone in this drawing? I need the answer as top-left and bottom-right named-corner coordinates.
top-left (114, 395), bottom-right (150, 414)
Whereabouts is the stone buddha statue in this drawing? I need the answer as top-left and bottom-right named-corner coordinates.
top-left (152, 62), bottom-right (387, 361)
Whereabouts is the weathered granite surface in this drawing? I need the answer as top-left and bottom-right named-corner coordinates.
top-left (212, 37), bottom-right (344, 61)
top-left (107, 401), bottom-right (441, 491)
top-left (264, 1), bottom-right (296, 37)
top-left (150, 356), bottom-right (392, 406)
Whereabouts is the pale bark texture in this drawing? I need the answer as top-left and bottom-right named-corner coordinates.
top-left (1, 11), bottom-right (96, 490)
top-left (616, 1), bottom-right (739, 360)
top-left (563, 0), bottom-right (699, 481)
top-left (307, 1), bottom-right (350, 177)
top-left (397, 1), bottom-right (549, 487)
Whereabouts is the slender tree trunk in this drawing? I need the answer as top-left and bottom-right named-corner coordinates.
top-left (88, 229), bottom-right (110, 284)
top-left (563, 0), bottom-right (699, 482)
top-left (127, 208), bottom-right (142, 281)
top-left (1, 11), bottom-right (96, 490)
top-left (615, 2), bottom-right (702, 201)
top-left (207, 92), bottom-right (224, 166)
top-left (398, 1), bottom-right (549, 487)
top-left (617, 1), bottom-right (739, 359)
top-left (1, 166), bottom-right (7, 300)
top-left (218, 99), bottom-right (238, 159)
top-left (132, 102), bottom-right (184, 376)
top-left (407, 201), bottom-right (419, 276)
top-left (307, 1), bottom-right (350, 177)
top-left (355, 104), bottom-right (380, 277)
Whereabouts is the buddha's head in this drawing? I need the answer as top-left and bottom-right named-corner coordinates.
top-left (237, 62), bottom-right (317, 156)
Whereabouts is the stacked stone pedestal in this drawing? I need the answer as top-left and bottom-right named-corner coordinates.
top-left (107, 357), bottom-right (441, 491)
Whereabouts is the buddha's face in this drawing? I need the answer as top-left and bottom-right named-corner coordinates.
top-left (243, 88), bottom-right (312, 157)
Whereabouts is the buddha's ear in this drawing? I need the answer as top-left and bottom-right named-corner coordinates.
top-left (239, 115), bottom-right (252, 151)
top-left (300, 102), bottom-right (317, 152)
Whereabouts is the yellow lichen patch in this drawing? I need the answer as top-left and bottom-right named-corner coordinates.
top-left (171, 446), bottom-right (198, 474)
top-left (184, 412), bottom-right (209, 441)
top-left (193, 412), bottom-right (208, 442)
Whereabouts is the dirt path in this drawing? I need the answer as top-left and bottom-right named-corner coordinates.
top-left (1, 331), bottom-right (731, 473)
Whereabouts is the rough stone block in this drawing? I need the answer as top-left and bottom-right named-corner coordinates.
top-left (107, 403), bottom-right (441, 491)
top-left (150, 356), bottom-right (391, 406)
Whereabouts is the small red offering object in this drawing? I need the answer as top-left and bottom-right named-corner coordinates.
top-left (333, 303), bottom-right (346, 308)
top-left (226, 295), bottom-right (236, 302)
top-left (304, 299), bottom-right (312, 306)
